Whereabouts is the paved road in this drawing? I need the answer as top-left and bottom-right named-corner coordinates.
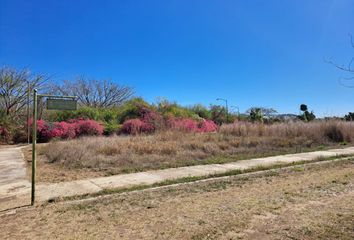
top-left (0, 146), bottom-right (30, 211)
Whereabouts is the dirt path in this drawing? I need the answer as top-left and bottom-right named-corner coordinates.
top-left (1, 159), bottom-right (353, 239)
top-left (0, 146), bottom-right (30, 211)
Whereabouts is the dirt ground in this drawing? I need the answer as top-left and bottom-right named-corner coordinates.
top-left (1, 159), bottom-right (353, 240)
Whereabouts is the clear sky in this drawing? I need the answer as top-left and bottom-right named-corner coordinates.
top-left (1, 0), bottom-right (353, 116)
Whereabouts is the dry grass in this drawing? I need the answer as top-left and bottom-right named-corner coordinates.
top-left (220, 120), bottom-right (354, 142)
top-left (30, 120), bottom-right (354, 183)
top-left (2, 160), bottom-right (353, 239)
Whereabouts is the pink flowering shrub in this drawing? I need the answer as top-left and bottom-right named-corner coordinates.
top-left (168, 118), bottom-right (199, 132)
top-left (28, 118), bottom-right (103, 142)
top-left (120, 106), bottom-right (164, 135)
top-left (167, 117), bottom-right (218, 133)
top-left (72, 119), bottom-right (104, 136)
top-left (141, 108), bottom-right (165, 131)
top-left (35, 119), bottom-right (52, 142)
top-left (122, 115), bottom-right (218, 135)
top-left (51, 122), bottom-right (77, 139)
top-left (121, 119), bottom-right (154, 135)
top-left (198, 119), bottom-right (218, 132)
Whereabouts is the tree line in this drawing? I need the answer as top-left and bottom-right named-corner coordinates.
top-left (0, 66), bottom-right (134, 117)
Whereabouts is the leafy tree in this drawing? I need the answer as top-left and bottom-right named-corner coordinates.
top-left (210, 104), bottom-right (227, 125)
top-left (247, 107), bottom-right (264, 123)
top-left (344, 112), bottom-right (354, 121)
top-left (189, 104), bottom-right (211, 119)
top-left (117, 98), bottom-right (153, 123)
top-left (299, 104), bottom-right (315, 122)
top-left (305, 111), bottom-right (316, 121)
top-left (300, 104), bottom-right (308, 112)
top-left (156, 98), bottom-right (198, 119)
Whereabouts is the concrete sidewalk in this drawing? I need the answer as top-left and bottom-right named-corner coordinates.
top-left (0, 146), bottom-right (30, 211)
top-left (1, 146), bottom-right (354, 209)
top-left (36, 147), bottom-right (354, 202)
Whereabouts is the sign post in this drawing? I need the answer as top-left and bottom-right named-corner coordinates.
top-left (31, 89), bottom-right (37, 205)
top-left (31, 90), bottom-right (77, 205)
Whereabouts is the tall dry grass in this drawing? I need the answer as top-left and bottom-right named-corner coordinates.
top-left (41, 120), bottom-right (354, 177)
top-left (220, 120), bottom-right (354, 142)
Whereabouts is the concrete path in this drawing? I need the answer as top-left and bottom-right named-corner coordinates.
top-left (1, 146), bottom-right (354, 209)
top-left (36, 147), bottom-right (354, 202)
top-left (0, 146), bottom-right (30, 211)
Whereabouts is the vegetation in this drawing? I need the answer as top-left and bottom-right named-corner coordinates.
top-left (51, 76), bottom-right (134, 108)
top-left (32, 120), bottom-right (354, 183)
top-left (344, 112), bottom-right (354, 121)
top-left (299, 104), bottom-right (316, 122)
top-left (0, 66), bottom-right (49, 115)
top-left (0, 65), bottom-right (352, 147)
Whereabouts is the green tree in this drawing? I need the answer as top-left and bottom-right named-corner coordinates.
top-left (344, 112), bottom-right (354, 121)
top-left (299, 104), bottom-right (316, 122)
top-left (210, 105), bottom-right (227, 125)
top-left (189, 104), bottom-right (211, 119)
top-left (247, 107), bottom-right (264, 123)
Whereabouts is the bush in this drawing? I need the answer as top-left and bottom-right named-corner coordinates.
top-left (121, 119), bottom-right (154, 135)
top-left (51, 122), bottom-right (77, 139)
top-left (189, 104), bottom-right (212, 119)
top-left (32, 119), bottom-right (52, 143)
top-left (27, 118), bottom-right (104, 142)
top-left (72, 119), bottom-right (104, 136)
top-left (199, 120), bottom-right (218, 132)
top-left (157, 99), bottom-right (199, 119)
top-left (324, 124), bottom-right (344, 143)
top-left (12, 128), bottom-right (28, 143)
top-left (0, 127), bottom-right (10, 143)
top-left (0, 112), bottom-right (15, 143)
top-left (117, 98), bottom-right (153, 123)
top-left (168, 118), bottom-right (218, 133)
top-left (168, 118), bottom-right (199, 132)
top-left (49, 107), bottom-right (116, 122)
top-left (103, 123), bottom-right (121, 136)
top-left (141, 107), bottom-right (165, 131)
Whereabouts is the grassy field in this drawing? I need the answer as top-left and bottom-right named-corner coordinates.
top-left (23, 120), bottom-right (354, 183)
top-left (2, 159), bottom-right (353, 239)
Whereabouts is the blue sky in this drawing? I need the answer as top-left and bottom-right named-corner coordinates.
top-left (1, 0), bottom-right (353, 116)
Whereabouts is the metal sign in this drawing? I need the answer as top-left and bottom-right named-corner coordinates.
top-left (47, 98), bottom-right (77, 110)
top-left (31, 91), bottom-right (77, 205)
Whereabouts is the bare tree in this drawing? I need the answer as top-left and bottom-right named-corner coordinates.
top-left (0, 66), bottom-right (49, 115)
top-left (326, 34), bottom-right (354, 88)
top-left (52, 76), bottom-right (134, 108)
